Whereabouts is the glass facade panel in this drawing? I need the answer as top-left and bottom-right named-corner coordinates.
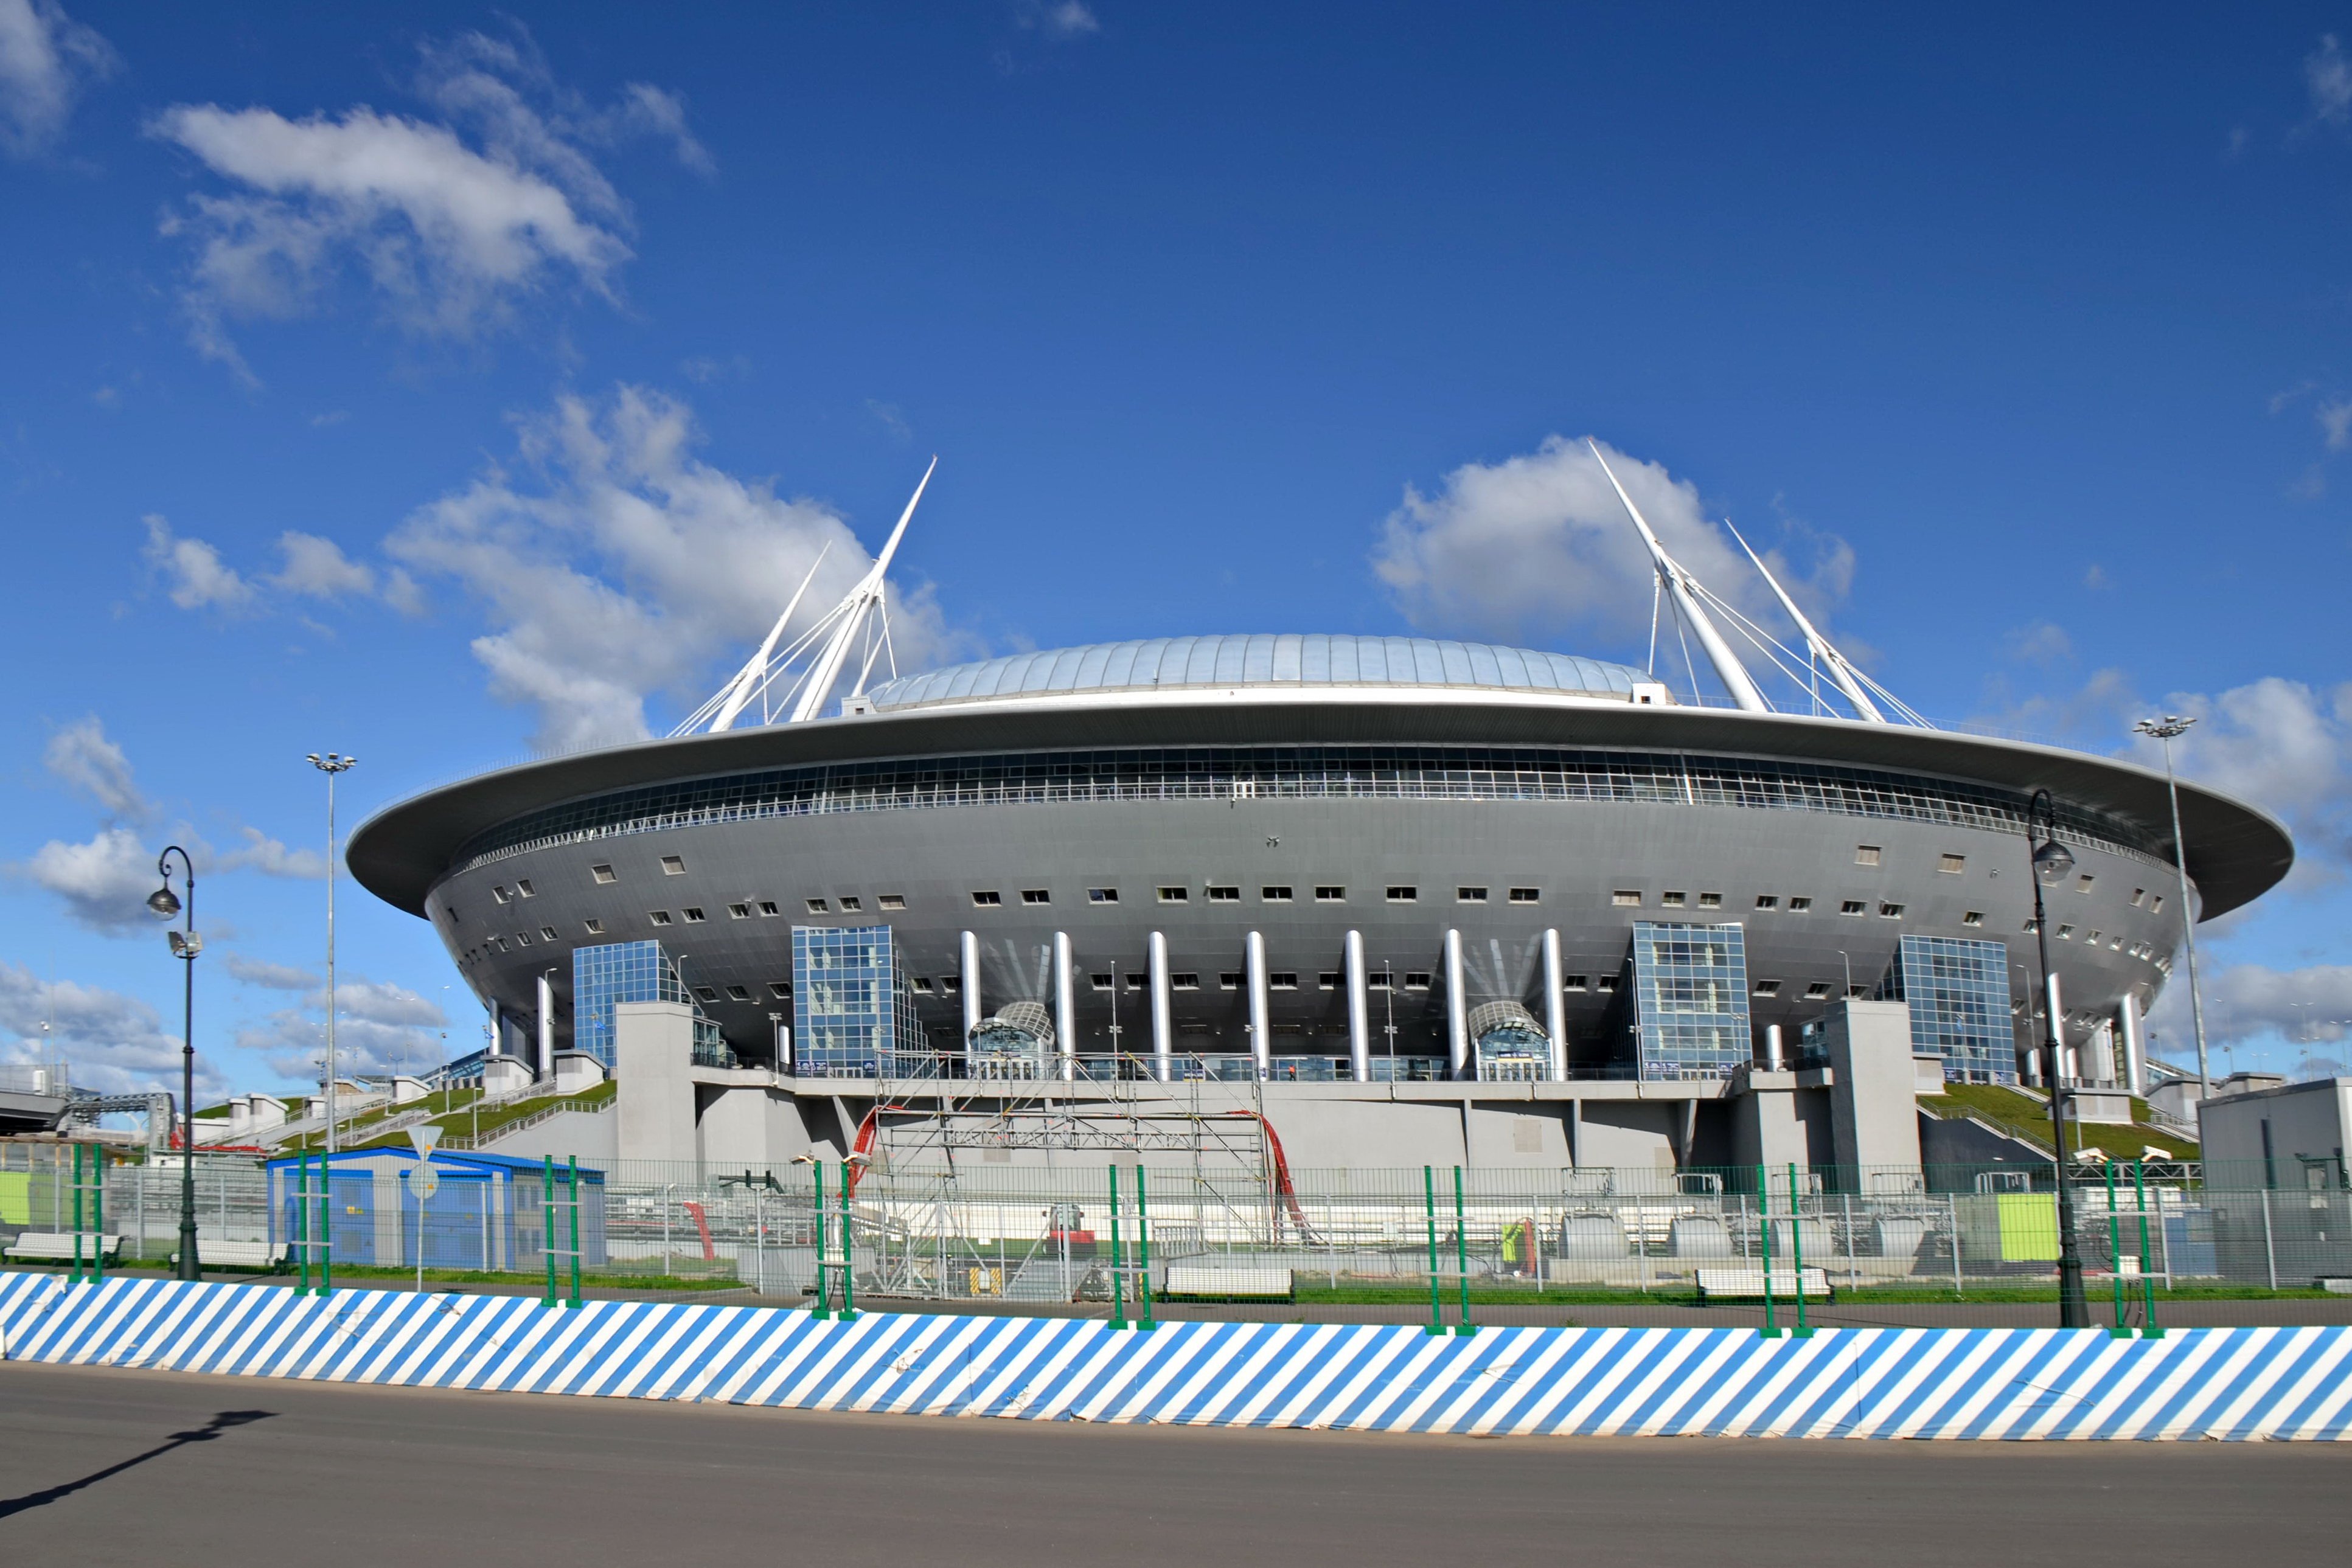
top-left (571, 939), bottom-right (726, 1069)
top-left (792, 925), bottom-right (923, 1077)
top-left (1875, 934), bottom-right (2015, 1083)
top-left (1630, 921), bottom-right (1752, 1080)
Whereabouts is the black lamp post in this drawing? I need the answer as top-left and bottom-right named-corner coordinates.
top-left (2023, 789), bottom-right (2089, 1327)
top-left (148, 847), bottom-right (201, 1283)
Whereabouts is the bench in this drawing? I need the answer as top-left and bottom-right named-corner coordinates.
top-left (170, 1241), bottom-right (289, 1270)
top-left (4, 1232), bottom-right (122, 1264)
top-left (1696, 1266), bottom-right (1831, 1302)
top-left (1162, 1264), bottom-right (1295, 1301)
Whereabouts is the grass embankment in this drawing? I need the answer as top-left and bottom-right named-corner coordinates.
top-left (355, 1078), bottom-right (619, 1150)
top-left (1930, 1083), bottom-right (2199, 1162)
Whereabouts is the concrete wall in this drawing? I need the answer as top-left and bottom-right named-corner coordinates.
top-left (1823, 1000), bottom-right (1922, 1185)
top-left (615, 1002), bottom-right (697, 1165)
top-left (2200, 1078), bottom-right (2352, 1185)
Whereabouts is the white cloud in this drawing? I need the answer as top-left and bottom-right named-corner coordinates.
top-left (218, 825), bottom-right (327, 879)
top-left (2125, 678), bottom-right (2352, 873)
top-left (271, 530), bottom-right (377, 598)
top-left (0, 0), bottom-right (114, 158)
top-left (2005, 620), bottom-right (2075, 666)
top-left (24, 825), bottom-right (158, 932)
top-left (1372, 435), bottom-right (1855, 685)
top-left (0, 960), bottom-right (214, 1096)
top-left (1016, 2), bottom-right (1102, 39)
top-left (148, 31), bottom-right (703, 375)
top-left (142, 513), bottom-right (256, 612)
top-left (2310, 35), bottom-right (2352, 128)
top-left (388, 383), bottom-right (958, 752)
top-left (237, 976), bottom-right (448, 1080)
top-left (2152, 960), bottom-right (2352, 1050)
top-left (2320, 400), bottom-right (2352, 453)
top-left (44, 714), bottom-right (151, 823)
top-left (223, 954), bottom-right (318, 990)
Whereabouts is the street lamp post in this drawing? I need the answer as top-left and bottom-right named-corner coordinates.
top-left (308, 752), bottom-right (357, 1151)
top-left (2132, 716), bottom-right (2212, 1102)
top-left (2023, 788), bottom-right (2089, 1328)
top-left (147, 847), bottom-right (201, 1282)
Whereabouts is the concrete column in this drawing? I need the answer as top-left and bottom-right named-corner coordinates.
top-left (1149, 930), bottom-right (1173, 1081)
top-left (1345, 929), bottom-right (1371, 1083)
top-left (2044, 970), bottom-right (2065, 1084)
top-left (1053, 931), bottom-right (1076, 1082)
top-left (1542, 927), bottom-right (1566, 1082)
top-left (536, 972), bottom-right (555, 1078)
top-left (1444, 928), bottom-right (1468, 1077)
top-left (960, 929), bottom-right (982, 1064)
top-left (1764, 1022), bottom-right (1785, 1071)
top-left (1247, 930), bottom-right (1272, 1081)
top-left (2117, 992), bottom-right (2147, 1097)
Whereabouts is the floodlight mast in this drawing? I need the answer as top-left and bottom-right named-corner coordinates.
top-left (1587, 441), bottom-right (1770, 715)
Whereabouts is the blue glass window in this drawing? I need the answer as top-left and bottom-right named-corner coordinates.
top-left (792, 925), bottom-right (922, 1077)
top-left (571, 939), bottom-right (725, 1069)
top-left (1630, 921), bottom-right (1752, 1080)
top-left (1875, 934), bottom-right (2014, 1083)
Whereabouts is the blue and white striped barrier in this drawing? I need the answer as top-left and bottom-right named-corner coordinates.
top-left (3, 1271), bottom-right (2346, 1440)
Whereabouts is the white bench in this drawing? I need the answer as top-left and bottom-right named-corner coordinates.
top-left (4, 1232), bottom-right (122, 1264)
top-left (1696, 1266), bottom-right (1831, 1301)
top-left (170, 1241), bottom-right (289, 1269)
top-left (1163, 1264), bottom-right (1294, 1300)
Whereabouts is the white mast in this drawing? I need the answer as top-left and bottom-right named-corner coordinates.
top-left (1722, 519), bottom-right (1885, 724)
top-left (790, 457), bottom-right (937, 723)
top-left (710, 544), bottom-right (830, 732)
top-left (1588, 441), bottom-right (1770, 715)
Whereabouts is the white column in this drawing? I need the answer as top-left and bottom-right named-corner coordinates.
top-left (1247, 931), bottom-right (1272, 1081)
top-left (1149, 930), bottom-right (1174, 1082)
top-left (960, 929), bottom-right (982, 1063)
top-left (1542, 927), bottom-right (1567, 1083)
top-left (536, 972), bottom-right (555, 1078)
top-left (1345, 929), bottom-right (1371, 1083)
top-left (2045, 971), bottom-right (2065, 1083)
top-left (1764, 1022), bottom-right (1784, 1071)
top-left (2117, 992), bottom-right (2147, 1097)
top-left (1053, 931), bottom-right (1076, 1082)
top-left (1444, 928), bottom-right (1467, 1077)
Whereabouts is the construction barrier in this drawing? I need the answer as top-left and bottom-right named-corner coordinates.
top-left (1, 1271), bottom-right (2346, 1440)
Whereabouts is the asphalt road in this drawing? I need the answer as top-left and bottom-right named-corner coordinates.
top-left (2, 1362), bottom-right (2345, 1567)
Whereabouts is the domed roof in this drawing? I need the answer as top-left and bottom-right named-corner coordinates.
top-left (863, 634), bottom-right (1651, 712)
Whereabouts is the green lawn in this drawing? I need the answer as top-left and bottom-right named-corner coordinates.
top-left (1930, 1082), bottom-right (2199, 1162)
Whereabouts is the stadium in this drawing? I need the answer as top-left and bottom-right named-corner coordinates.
top-left (346, 456), bottom-right (2294, 1178)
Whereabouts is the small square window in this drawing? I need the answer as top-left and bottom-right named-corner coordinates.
top-left (1404, 971), bottom-right (1432, 990)
top-left (2129, 888), bottom-right (2146, 907)
top-left (1840, 900), bottom-right (1867, 916)
top-left (1879, 903), bottom-right (1904, 919)
top-left (2057, 924), bottom-right (2075, 939)
top-left (806, 898), bottom-right (829, 914)
top-left (2151, 895), bottom-right (2164, 913)
top-left (1270, 972), bottom-right (1298, 990)
top-left (583, 918), bottom-right (604, 935)
top-left (1088, 887), bottom-right (1118, 904)
top-left (878, 894), bottom-right (905, 911)
top-left (1368, 973), bottom-right (1393, 990)
top-left (1218, 971), bottom-right (1242, 990)
top-left (1174, 972), bottom-right (1202, 990)
top-left (1962, 910), bottom-right (1985, 926)
top-left (682, 907), bottom-right (706, 923)
top-left (839, 896), bottom-right (863, 912)
top-left (1753, 979), bottom-right (1782, 996)
top-left (1021, 889), bottom-right (1051, 905)
top-left (2076, 875), bottom-right (2095, 894)
top-left (591, 864), bottom-right (616, 884)
top-left (661, 856), bottom-right (686, 876)
top-left (1787, 897), bottom-right (1812, 912)
top-left (1595, 974), bottom-right (1618, 993)
top-left (649, 911), bottom-right (673, 926)
top-left (1697, 892), bottom-right (1722, 909)
top-left (2023, 917), bottom-right (2041, 933)
top-left (726, 985), bottom-right (752, 1002)
top-left (911, 977), bottom-right (934, 994)
top-left (1315, 886), bottom-right (1346, 901)
top-left (1456, 886), bottom-right (1488, 903)
top-left (1318, 971), bottom-right (1343, 989)
top-left (1158, 886), bottom-right (1188, 903)
top-left (769, 982), bottom-right (792, 999)
top-left (1755, 895), bottom-right (1779, 910)
top-left (515, 932), bottom-right (532, 947)
top-left (1386, 886), bottom-right (1418, 903)
top-left (489, 937), bottom-right (506, 953)
top-left (1846, 984), bottom-right (1868, 999)
top-left (695, 987), bottom-right (719, 1003)
top-left (728, 903), bottom-right (751, 919)
top-left (1261, 886), bottom-right (1293, 902)
top-left (2086, 929), bottom-right (2102, 944)
top-left (1804, 981), bottom-right (1833, 999)
top-left (1855, 845), bottom-right (1881, 867)
top-left (1508, 887), bottom-right (1540, 904)
top-left (941, 976), bottom-right (961, 994)
top-left (1938, 854), bottom-right (1966, 875)
top-left (1562, 974), bottom-right (1588, 991)
top-left (1206, 885), bottom-right (1240, 902)
top-left (1126, 974), bottom-right (1148, 991)
top-left (540, 926), bottom-right (557, 942)
top-left (1089, 973), bottom-right (1114, 991)
top-left (492, 886), bottom-right (512, 904)
top-left (1613, 890), bottom-right (1642, 907)
top-left (971, 890), bottom-right (1003, 907)
top-left (516, 879), bottom-right (536, 898)
top-left (758, 900), bottom-right (779, 916)
top-left (1660, 891), bottom-right (1686, 908)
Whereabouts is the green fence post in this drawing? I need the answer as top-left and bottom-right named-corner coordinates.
top-left (296, 1154), bottom-right (310, 1296)
top-left (1135, 1165), bottom-right (1155, 1331)
top-left (1787, 1162), bottom-right (1807, 1337)
top-left (566, 1156), bottom-right (583, 1309)
top-left (810, 1160), bottom-right (830, 1319)
top-left (92, 1148), bottom-right (104, 1286)
top-left (541, 1156), bottom-right (557, 1308)
top-left (1422, 1165), bottom-right (1443, 1336)
top-left (70, 1143), bottom-right (85, 1286)
top-left (318, 1156), bottom-right (333, 1298)
top-left (1758, 1164), bottom-right (1779, 1338)
top-left (1452, 1165), bottom-right (1475, 1336)
top-left (2107, 1162), bottom-right (2129, 1337)
top-left (2135, 1159), bottom-right (2163, 1339)
top-left (1108, 1165), bottom-right (1127, 1330)
top-left (838, 1160), bottom-right (858, 1321)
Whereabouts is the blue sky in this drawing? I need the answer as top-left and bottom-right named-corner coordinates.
top-left (6, 2), bottom-right (2352, 1099)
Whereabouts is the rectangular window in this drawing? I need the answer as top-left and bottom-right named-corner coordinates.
top-left (1840, 900), bottom-right (1867, 916)
top-left (2076, 875), bottom-right (2095, 893)
top-left (759, 900), bottom-right (780, 916)
top-left (1368, 973), bottom-right (1393, 990)
top-left (1697, 892), bottom-right (1722, 909)
top-left (878, 894), bottom-right (905, 911)
top-left (1879, 903), bottom-right (1904, 919)
top-left (1755, 895), bottom-right (1779, 910)
top-left (1938, 854), bottom-right (1966, 874)
top-left (1404, 971), bottom-right (1432, 990)
top-left (695, 987), bottom-right (719, 1003)
top-left (1508, 887), bottom-right (1540, 904)
top-left (515, 932), bottom-right (532, 947)
top-left (1173, 972), bottom-right (1201, 990)
top-left (1090, 973), bottom-right (1113, 991)
top-left (1218, 971), bottom-right (1243, 990)
top-left (1855, 845), bottom-right (1882, 867)
top-left (1804, 981), bottom-right (1833, 999)
top-left (1753, 979), bottom-right (1781, 996)
top-left (492, 886), bottom-right (512, 904)
top-left (2151, 895), bottom-right (2163, 913)
top-left (682, 907), bottom-right (706, 923)
top-left (1595, 974), bottom-right (1618, 993)
top-left (2056, 924), bottom-right (2075, 939)
top-left (1318, 971), bottom-right (1343, 989)
top-left (1261, 885), bottom-right (1293, 902)
top-left (1562, 974), bottom-right (1588, 991)
top-left (649, 911), bottom-right (673, 926)
top-left (1456, 886), bottom-right (1488, 903)
top-left (1962, 911), bottom-right (1984, 926)
top-left (2129, 888), bottom-right (2146, 907)
top-left (1158, 886), bottom-right (1188, 903)
top-left (807, 898), bottom-right (829, 913)
top-left (1126, 974), bottom-right (1148, 991)
top-left (971, 890), bottom-right (1003, 907)
top-left (2086, 929), bottom-right (2101, 944)
top-left (1315, 886), bottom-right (1346, 901)
top-left (661, 856), bottom-right (685, 875)
top-left (839, 896), bottom-right (863, 912)
top-left (1021, 889), bottom-right (1051, 904)
top-left (591, 864), bottom-right (616, 884)
top-left (489, 937), bottom-right (506, 953)
top-left (1269, 972), bottom-right (1298, 989)
top-left (1206, 885), bottom-right (1240, 902)
top-left (1386, 886), bottom-right (1418, 903)
top-left (583, 918), bottom-right (604, 935)
top-left (1087, 887), bottom-right (1118, 903)
top-left (1613, 890), bottom-right (1642, 907)
top-left (515, 879), bottom-right (536, 898)
top-left (2023, 917), bottom-right (2040, 933)
top-left (940, 976), bottom-right (961, 994)
top-left (728, 903), bottom-right (751, 919)
top-left (1660, 891), bottom-right (1686, 907)
top-left (540, 926), bottom-right (558, 942)
top-left (911, 977), bottom-right (934, 994)
top-left (1787, 897), bottom-right (1812, 912)
top-left (769, 982), bottom-right (792, 999)
top-left (726, 985), bottom-right (751, 1002)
